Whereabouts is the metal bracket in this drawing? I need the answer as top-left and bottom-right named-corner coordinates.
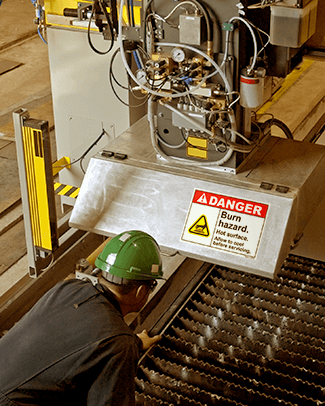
top-left (75, 258), bottom-right (99, 285)
top-left (13, 109), bottom-right (38, 277)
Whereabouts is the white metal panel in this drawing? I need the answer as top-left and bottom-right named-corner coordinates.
top-left (47, 26), bottom-right (129, 193)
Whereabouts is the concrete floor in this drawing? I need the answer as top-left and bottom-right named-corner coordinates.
top-left (0, 0), bottom-right (54, 296)
top-left (1, 0), bottom-right (325, 299)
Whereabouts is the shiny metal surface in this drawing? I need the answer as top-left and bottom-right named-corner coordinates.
top-left (70, 117), bottom-right (325, 278)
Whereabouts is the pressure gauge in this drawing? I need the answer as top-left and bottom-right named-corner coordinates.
top-left (171, 47), bottom-right (185, 63)
top-left (136, 69), bottom-right (148, 85)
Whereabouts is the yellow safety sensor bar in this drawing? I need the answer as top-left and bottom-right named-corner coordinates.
top-left (22, 119), bottom-right (58, 252)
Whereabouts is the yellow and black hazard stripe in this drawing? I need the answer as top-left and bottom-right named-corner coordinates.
top-left (54, 182), bottom-right (80, 199)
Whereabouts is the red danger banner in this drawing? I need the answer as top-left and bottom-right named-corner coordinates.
top-left (182, 189), bottom-right (269, 259)
top-left (193, 190), bottom-right (268, 218)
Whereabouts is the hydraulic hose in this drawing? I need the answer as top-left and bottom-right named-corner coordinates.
top-left (148, 98), bottom-right (237, 167)
top-left (160, 100), bottom-right (254, 153)
top-left (118, 0), bottom-right (232, 98)
top-left (221, 16), bottom-right (258, 75)
top-left (264, 118), bottom-right (293, 139)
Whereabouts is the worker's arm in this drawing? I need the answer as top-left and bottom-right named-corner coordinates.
top-left (137, 329), bottom-right (162, 351)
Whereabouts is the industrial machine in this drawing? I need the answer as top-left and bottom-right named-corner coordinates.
top-left (41, 0), bottom-right (325, 278)
top-left (5, 1), bottom-right (325, 405)
top-left (10, 0), bottom-right (323, 279)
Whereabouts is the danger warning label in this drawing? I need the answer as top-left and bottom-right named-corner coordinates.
top-left (189, 215), bottom-right (210, 237)
top-left (181, 190), bottom-right (269, 258)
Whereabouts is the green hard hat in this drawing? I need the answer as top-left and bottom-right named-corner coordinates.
top-left (95, 230), bottom-right (163, 284)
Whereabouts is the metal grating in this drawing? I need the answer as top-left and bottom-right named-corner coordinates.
top-left (136, 254), bottom-right (325, 406)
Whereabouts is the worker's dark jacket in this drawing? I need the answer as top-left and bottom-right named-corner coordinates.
top-left (0, 279), bottom-right (142, 406)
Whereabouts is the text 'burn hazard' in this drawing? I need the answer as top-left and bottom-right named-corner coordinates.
top-left (181, 190), bottom-right (269, 258)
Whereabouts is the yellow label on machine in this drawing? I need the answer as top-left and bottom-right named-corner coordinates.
top-left (187, 136), bottom-right (208, 159)
top-left (22, 126), bottom-right (52, 251)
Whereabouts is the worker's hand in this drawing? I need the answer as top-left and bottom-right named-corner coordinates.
top-left (137, 329), bottom-right (162, 351)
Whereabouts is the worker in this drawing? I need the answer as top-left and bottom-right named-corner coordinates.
top-left (0, 230), bottom-right (164, 406)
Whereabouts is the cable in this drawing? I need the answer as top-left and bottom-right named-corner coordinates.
top-left (248, 0), bottom-right (282, 9)
top-left (118, 1), bottom-right (232, 98)
top-left (226, 126), bottom-right (253, 145)
top-left (158, 43), bottom-right (231, 90)
top-left (156, 130), bottom-right (186, 149)
top-left (251, 120), bottom-right (264, 141)
top-left (109, 67), bottom-right (130, 107)
top-left (160, 100), bottom-right (254, 153)
top-left (255, 26), bottom-right (270, 58)
top-left (227, 91), bottom-right (240, 109)
top-left (31, 0), bottom-right (47, 44)
top-left (148, 98), bottom-right (235, 167)
top-left (98, 0), bottom-right (114, 40)
top-left (52, 129), bottom-right (109, 172)
top-left (136, 44), bottom-right (150, 60)
top-left (132, 50), bottom-right (143, 69)
top-left (110, 48), bottom-right (129, 90)
top-left (163, 1), bottom-right (198, 21)
top-left (81, 128), bottom-right (108, 158)
top-left (144, 0), bottom-right (156, 13)
top-left (129, 0), bottom-right (135, 26)
top-left (180, 128), bottom-right (214, 152)
top-left (166, 0), bottom-right (212, 43)
top-left (147, 0), bottom-right (212, 45)
top-left (126, 0), bottom-right (132, 26)
top-left (221, 16), bottom-right (258, 75)
top-left (245, 21), bottom-right (270, 63)
top-left (263, 118), bottom-right (293, 139)
top-left (109, 48), bottom-right (149, 107)
top-left (120, 1), bottom-right (255, 166)
top-left (143, 0), bottom-right (156, 29)
top-left (37, 25), bottom-right (47, 44)
top-left (118, 0), bottom-right (230, 95)
top-left (87, 0), bottom-right (114, 55)
top-left (40, 254), bottom-right (54, 272)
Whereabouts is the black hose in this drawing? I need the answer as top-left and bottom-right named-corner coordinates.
top-left (264, 118), bottom-right (293, 139)
top-left (87, 0), bottom-right (114, 55)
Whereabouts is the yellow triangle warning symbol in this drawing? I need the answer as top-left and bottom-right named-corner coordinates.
top-left (189, 215), bottom-right (210, 237)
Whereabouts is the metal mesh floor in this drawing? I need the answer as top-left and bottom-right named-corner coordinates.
top-left (136, 254), bottom-right (325, 406)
